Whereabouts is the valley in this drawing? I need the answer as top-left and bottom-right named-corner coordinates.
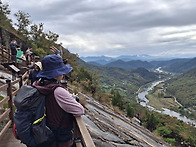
top-left (81, 58), bottom-right (196, 146)
top-left (138, 80), bottom-right (196, 126)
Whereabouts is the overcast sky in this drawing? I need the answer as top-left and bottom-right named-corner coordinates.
top-left (4, 0), bottom-right (196, 57)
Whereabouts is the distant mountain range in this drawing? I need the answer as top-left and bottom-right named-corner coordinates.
top-left (105, 60), bottom-right (154, 70)
top-left (80, 55), bottom-right (175, 65)
top-left (80, 55), bottom-right (196, 74)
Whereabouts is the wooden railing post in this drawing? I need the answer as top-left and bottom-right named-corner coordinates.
top-left (6, 79), bottom-right (14, 125)
top-left (73, 119), bottom-right (83, 147)
top-left (19, 74), bottom-right (23, 87)
top-left (8, 46), bottom-right (11, 62)
top-left (1, 46), bottom-right (5, 62)
top-left (75, 117), bottom-right (95, 147)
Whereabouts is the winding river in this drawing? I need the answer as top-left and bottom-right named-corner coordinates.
top-left (137, 80), bottom-right (196, 127)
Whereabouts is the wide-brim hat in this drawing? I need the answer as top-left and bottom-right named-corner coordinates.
top-left (34, 61), bottom-right (42, 70)
top-left (37, 55), bottom-right (73, 79)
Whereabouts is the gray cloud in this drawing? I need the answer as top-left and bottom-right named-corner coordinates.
top-left (5, 0), bottom-right (196, 57)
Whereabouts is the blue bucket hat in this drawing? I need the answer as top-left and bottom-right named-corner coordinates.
top-left (37, 55), bottom-right (73, 79)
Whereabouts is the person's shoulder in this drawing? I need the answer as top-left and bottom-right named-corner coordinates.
top-left (54, 86), bottom-right (66, 91)
top-left (10, 42), bottom-right (16, 47)
top-left (54, 86), bottom-right (69, 95)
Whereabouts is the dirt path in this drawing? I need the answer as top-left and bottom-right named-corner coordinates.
top-left (0, 128), bottom-right (26, 147)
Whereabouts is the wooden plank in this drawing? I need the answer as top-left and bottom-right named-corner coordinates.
top-left (0, 120), bottom-right (12, 140)
top-left (9, 65), bottom-right (20, 73)
top-left (11, 79), bottom-right (20, 85)
top-left (1, 56), bottom-right (10, 60)
top-left (22, 71), bottom-right (29, 79)
top-left (75, 117), bottom-right (95, 147)
top-left (0, 84), bottom-right (8, 91)
top-left (0, 96), bottom-right (9, 108)
top-left (2, 48), bottom-right (10, 54)
top-left (23, 79), bottom-right (29, 85)
top-left (76, 142), bottom-right (83, 147)
top-left (0, 109), bottom-right (10, 122)
top-left (12, 89), bottom-right (19, 97)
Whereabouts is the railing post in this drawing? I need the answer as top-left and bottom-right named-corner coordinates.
top-left (19, 74), bottom-right (23, 87)
top-left (73, 119), bottom-right (83, 147)
top-left (6, 79), bottom-right (14, 125)
top-left (75, 117), bottom-right (95, 147)
top-left (1, 45), bottom-right (5, 62)
top-left (8, 46), bottom-right (11, 62)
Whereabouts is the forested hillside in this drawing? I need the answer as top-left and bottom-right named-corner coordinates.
top-left (100, 67), bottom-right (160, 99)
top-left (78, 58), bottom-right (161, 99)
top-left (150, 58), bottom-right (190, 69)
top-left (162, 57), bottom-right (196, 73)
top-left (166, 68), bottom-right (196, 111)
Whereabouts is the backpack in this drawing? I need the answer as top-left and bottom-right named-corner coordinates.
top-left (14, 85), bottom-right (55, 147)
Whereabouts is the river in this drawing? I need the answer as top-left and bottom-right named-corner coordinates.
top-left (137, 80), bottom-right (196, 127)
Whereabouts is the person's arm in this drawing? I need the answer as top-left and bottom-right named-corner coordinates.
top-left (50, 46), bottom-right (62, 57)
top-left (54, 87), bottom-right (85, 116)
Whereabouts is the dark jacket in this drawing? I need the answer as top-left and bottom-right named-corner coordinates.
top-left (10, 42), bottom-right (17, 55)
top-left (29, 70), bottom-right (40, 85)
top-left (33, 80), bottom-right (74, 147)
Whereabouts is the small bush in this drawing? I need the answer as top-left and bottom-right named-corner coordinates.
top-left (163, 138), bottom-right (176, 145)
top-left (157, 126), bottom-right (172, 137)
top-left (126, 104), bottom-right (135, 118)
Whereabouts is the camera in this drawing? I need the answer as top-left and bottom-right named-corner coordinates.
top-left (72, 94), bottom-right (79, 102)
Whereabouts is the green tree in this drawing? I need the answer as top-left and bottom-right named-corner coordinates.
top-left (110, 89), bottom-right (115, 95)
top-left (33, 47), bottom-right (47, 59)
top-left (126, 104), bottom-right (135, 118)
top-left (0, 1), bottom-right (10, 16)
top-left (14, 10), bottom-right (31, 38)
top-left (146, 113), bottom-right (159, 131)
top-left (163, 138), bottom-right (176, 145)
top-left (29, 23), bottom-right (60, 55)
top-left (46, 30), bottom-right (59, 43)
top-left (89, 72), bottom-right (100, 97)
top-left (0, 1), bottom-right (12, 29)
top-left (77, 66), bottom-right (92, 81)
top-left (77, 66), bottom-right (100, 97)
top-left (112, 90), bottom-right (123, 109)
top-left (157, 126), bottom-right (172, 137)
top-left (30, 23), bottom-right (44, 43)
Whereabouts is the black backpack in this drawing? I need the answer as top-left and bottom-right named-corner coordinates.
top-left (14, 85), bottom-right (55, 147)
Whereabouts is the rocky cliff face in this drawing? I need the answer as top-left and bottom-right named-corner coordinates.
top-left (79, 92), bottom-right (170, 147)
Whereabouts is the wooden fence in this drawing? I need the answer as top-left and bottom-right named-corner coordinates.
top-left (0, 71), bottom-right (29, 139)
top-left (0, 45), bottom-right (11, 63)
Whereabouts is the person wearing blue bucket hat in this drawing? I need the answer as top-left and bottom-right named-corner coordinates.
top-left (36, 54), bottom-right (73, 79)
top-left (33, 54), bottom-right (85, 147)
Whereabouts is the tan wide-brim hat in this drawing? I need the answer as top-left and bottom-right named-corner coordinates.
top-left (34, 61), bottom-right (42, 70)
